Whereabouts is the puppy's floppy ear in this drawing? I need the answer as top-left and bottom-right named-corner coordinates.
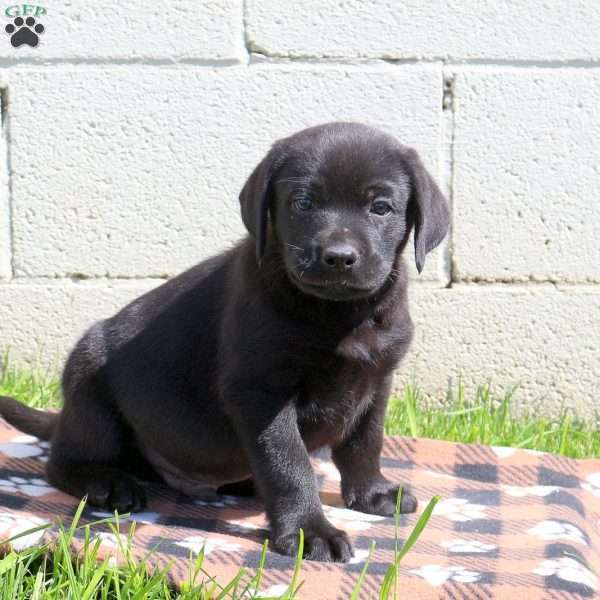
top-left (402, 148), bottom-right (450, 273)
top-left (239, 141), bottom-right (289, 263)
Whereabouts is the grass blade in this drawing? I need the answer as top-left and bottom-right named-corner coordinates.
top-left (404, 386), bottom-right (419, 437)
top-left (396, 496), bottom-right (440, 563)
top-left (350, 540), bottom-right (375, 600)
top-left (283, 529), bottom-right (304, 599)
top-left (0, 552), bottom-right (18, 577)
top-left (215, 567), bottom-right (246, 600)
top-left (81, 559), bottom-right (109, 600)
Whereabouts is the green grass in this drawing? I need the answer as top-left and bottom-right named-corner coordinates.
top-left (0, 353), bottom-right (61, 410)
top-left (385, 382), bottom-right (600, 459)
top-left (1, 358), bottom-right (599, 598)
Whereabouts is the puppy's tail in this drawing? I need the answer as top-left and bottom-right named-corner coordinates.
top-left (0, 396), bottom-right (57, 440)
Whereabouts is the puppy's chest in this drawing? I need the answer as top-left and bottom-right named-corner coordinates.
top-left (296, 358), bottom-right (381, 448)
top-left (294, 319), bottom-right (411, 447)
top-left (333, 316), bottom-right (412, 368)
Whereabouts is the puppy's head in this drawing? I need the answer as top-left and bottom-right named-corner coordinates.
top-left (239, 122), bottom-right (449, 301)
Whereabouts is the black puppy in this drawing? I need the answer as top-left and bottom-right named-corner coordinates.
top-left (0, 122), bottom-right (448, 562)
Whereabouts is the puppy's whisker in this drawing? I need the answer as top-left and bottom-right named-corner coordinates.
top-left (285, 243), bottom-right (303, 251)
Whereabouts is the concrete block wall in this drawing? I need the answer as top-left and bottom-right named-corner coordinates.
top-left (0, 2), bottom-right (598, 418)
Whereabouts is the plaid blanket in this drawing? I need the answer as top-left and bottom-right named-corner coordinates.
top-left (0, 417), bottom-right (599, 599)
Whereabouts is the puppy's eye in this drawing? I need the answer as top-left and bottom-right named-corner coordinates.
top-left (370, 200), bottom-right (392, 216)
top-left (293, 197), bottom-right (313, 211)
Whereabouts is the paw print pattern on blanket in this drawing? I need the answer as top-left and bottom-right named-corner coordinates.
top-left (323, 505), bottom-right (386, 531)
top-left (193, 495), bottom-right (240, 508)
top-left (175, 535), bottom-right (243, 556)
top-left (0, 433), bottom-right (50, 461)
top-left (0, 512), bottom-right (49, 550)
top-left (440, 539), bottom-right (498, 554)
top-left (0, 474), bottom-right (55, 497)
top-left (89, 510), bottom-right (161, 524)
top-left (410, 564), bottom-right (483, 587)
top-left (527, 519), bottom-right (589, 546)
top-left (434, 497), bottom-right (488, 522)
top-left (534, 557), bottom-right (599, 592)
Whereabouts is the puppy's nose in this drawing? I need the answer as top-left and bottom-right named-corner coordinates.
top-left (321, 244), bottom-right (359, 270)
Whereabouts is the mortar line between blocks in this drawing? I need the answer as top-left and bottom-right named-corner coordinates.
top-left (1, 87), bottom-right (14, 280)
top-left (241, 0), bottom-right (251, 65)
top-left (0, 56), bottom-right (595, 69)
top-left (441, 68), bottom-right (456, 287)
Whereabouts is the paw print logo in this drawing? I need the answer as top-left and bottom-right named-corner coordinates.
top-left (5, 16), bottom-right (44, 48)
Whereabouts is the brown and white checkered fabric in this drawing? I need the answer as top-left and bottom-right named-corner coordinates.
top-left (0, 417), bottom-right (599, 599)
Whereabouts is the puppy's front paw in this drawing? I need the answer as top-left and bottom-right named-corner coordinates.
top-left (85, 473), bottom-right (146, 513)
top-left (347, 480), bottom-right (417, 516)
top-left (274, 520), bottom-right (353, 563)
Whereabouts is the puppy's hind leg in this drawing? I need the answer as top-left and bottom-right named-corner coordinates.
top-left (47, 327), bottom-right (146, 513)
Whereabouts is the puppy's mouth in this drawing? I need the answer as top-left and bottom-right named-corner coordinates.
top-left (292, 276), bottom-right (377, 301)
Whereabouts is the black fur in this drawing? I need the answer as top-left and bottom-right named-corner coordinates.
top-left (0, 122), bottom-right (449, 562)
